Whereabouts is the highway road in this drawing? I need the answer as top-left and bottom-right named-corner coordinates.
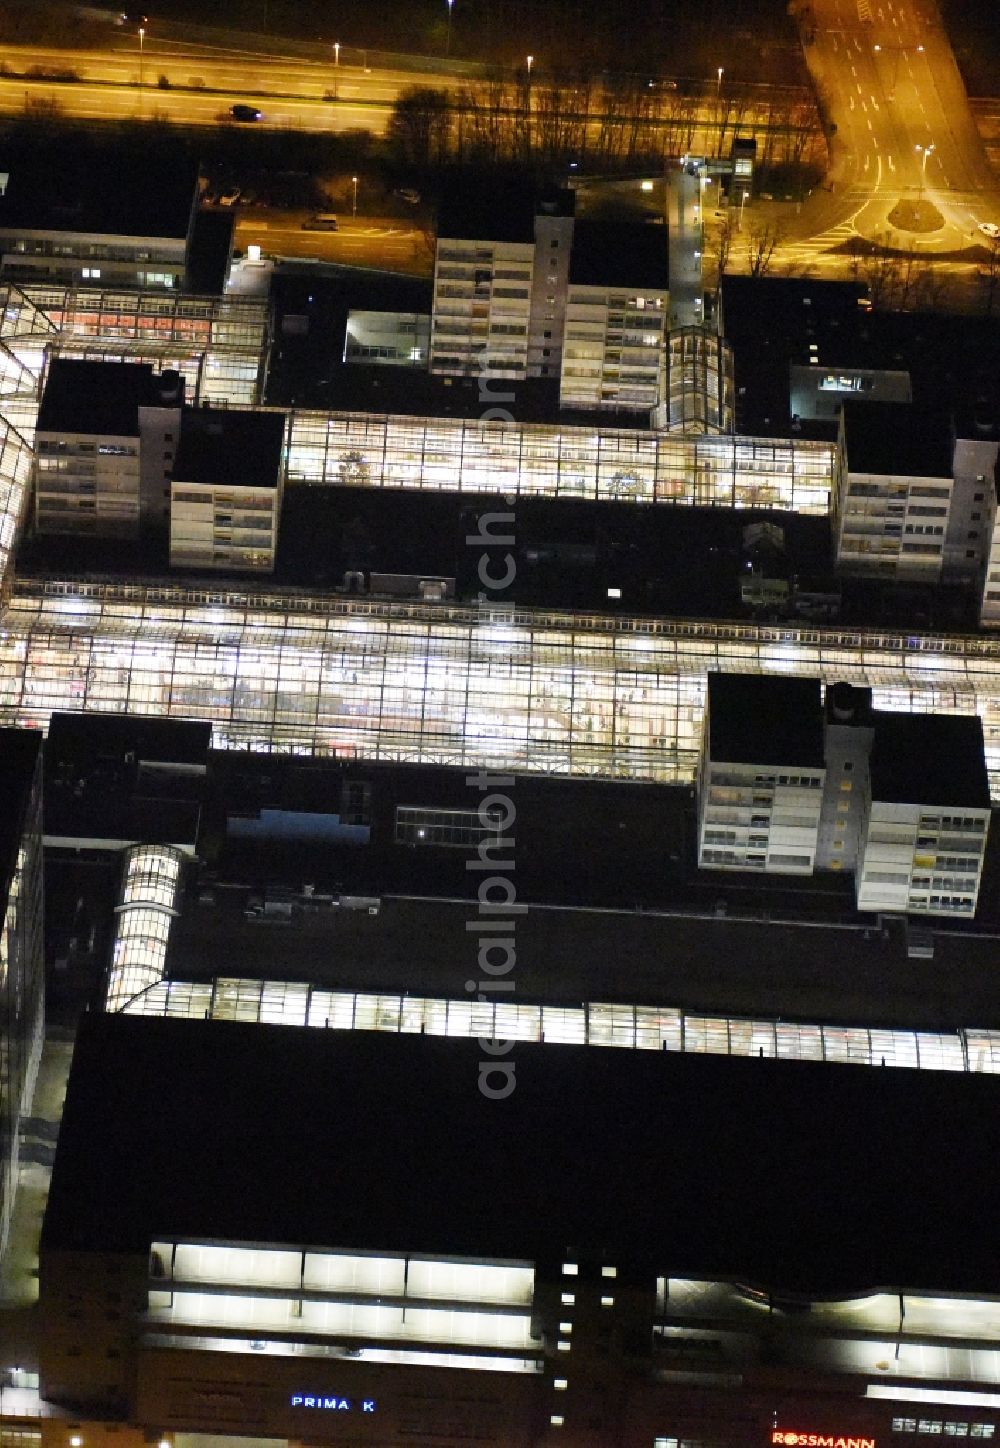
top-left (778, 0), bottom-right (1000, 264)
top-left (0, 40), bottom-right (429, 133)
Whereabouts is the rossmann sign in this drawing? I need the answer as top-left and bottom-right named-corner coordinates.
top-left (772, 1434), bottom-right (875, 1448)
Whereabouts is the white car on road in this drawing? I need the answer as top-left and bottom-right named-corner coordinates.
top-left (979, 222), bottom-right (1000, 239)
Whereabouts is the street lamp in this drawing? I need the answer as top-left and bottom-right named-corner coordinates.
top-left (915, 142), bottom-right (935, 194)
top-left (351, 175), bottom-right (358, 217)
top-left (334, 41), bottom-right (340, 65)
top-left (717, 66), bottom-right (723, 95)
top-left (137, 25), bottom-right (145, 111)
top-left (526, 54), bottom-right (533, 77)
top-left (446, 0), bottom-right (454, 56)
top-left (739, 189), bottom-right (749, 229)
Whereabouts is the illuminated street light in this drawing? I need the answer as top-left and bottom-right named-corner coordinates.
top-left (717, 66), bottom-right (723, 95)
top-left (739, 189), bottom-right (750, 229)
top-left (915, 142), bottom-right (935, 179)
top-left (526, 54), bottom-right (534, 77)
top-left (351, 175), bottom-right (358, 216)
top-left (334, 41), bottom-right (340, 64)
top-left (137, 25), bottom-right (145, 109)
top-left (446, 0), bottom-right (454, 56)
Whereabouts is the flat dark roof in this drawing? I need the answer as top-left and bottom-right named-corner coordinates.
top-left (436, 184), bottom-right (573, 244)
top-left (0, 729), bottom-right (40, 911)
top-left (43, 1012), bottom-right (1000, 1296)
top-left (708, 672), bottom-right (825, 768)
top-left (37, 359), bottom-right (155, 437)
top-left (174, 406), bottom-right (285, 489)
top-left (870, 711), bottom-right (990, 809)
top-left (569, 220), bottom-right (668, 290)
top-left (719, 277), bottom-right (1000, 444)
top-left (843, 401), bottom-right (953, 478)
top-left (0, 150), bottom-right (198, 240)
top-left (186, 209), bottom-right (235, 295)
top-left (46, 711), bottom-right (212, 768)
top-left (319, 364), bottom-right (624, 429)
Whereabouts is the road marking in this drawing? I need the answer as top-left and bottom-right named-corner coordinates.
top-left (850, 95), bottom-right (855, 109)
top-left (867, 117), bottom-right (874, 130)
top-left (861, 99), bottom-right (867, 112)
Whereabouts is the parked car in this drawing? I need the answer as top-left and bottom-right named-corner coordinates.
top-left (217, 188), bottom-right (242, 207)
top-left (395, 188), bottom-right (421, 204)
top-left (230, 104), bottom-right (263, 122)
top-left (302, 213), bottom-right (339, 231)
top-left (978, 221), bottom-right (1000, 239)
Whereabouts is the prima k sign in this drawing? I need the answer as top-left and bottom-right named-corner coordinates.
top-left (290, 1394), bottom-right (375, 1412)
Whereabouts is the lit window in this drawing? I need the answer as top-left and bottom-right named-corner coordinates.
top-left (601, 1295), bottom-right (614, 1307)
top-left (561, 1292), bottom-right (575, 1305)
top-left (562, 1263), bottom-right (578, 1276)
top-left (559, 1321), bottom-right (573, 1333)
top-left (551, 1417), bottom-right (565, 1428)
top-left (554, 1378), bottom-right (568, 1391)
top-left (557, 1339), bottom-right (571, 1352)
top-left (602, 1266), bottom-right (617, 1278)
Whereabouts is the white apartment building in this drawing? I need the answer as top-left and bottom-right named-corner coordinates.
top-left (0, 156), bottom-right (200, 291)
top-left (34, 359), bottom-right (183, 538)
top-left (856, 712), bottom-right (991, 917)
top-left (560, 222), bottom-right (669, 414)
top-left (698, 674), bottom-right (827, 875)
top-left (833, 402), bottom-right (993, 584)
top-left (699, 672), bottom-right (992, 918)
top-left (429, 189), bottom-right (574, 381)
top-left (169, 405), bottom-right (285, 573)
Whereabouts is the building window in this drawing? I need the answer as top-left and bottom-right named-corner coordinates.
top-left (395, 805), bottom-right (504, 848)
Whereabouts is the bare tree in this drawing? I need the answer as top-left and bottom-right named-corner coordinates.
top-left (712, 213), bottom-right (736, 292)
top-left (746, 221), bottom-right (783, 277)
top-left (387, 86), bottom-right (452, 168)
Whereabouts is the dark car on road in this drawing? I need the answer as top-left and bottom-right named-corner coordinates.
top-left (230, 104), bottom-right (263, 122)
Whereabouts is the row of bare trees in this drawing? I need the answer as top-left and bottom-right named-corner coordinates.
top-left (387, 76), bottom-right (824, 172)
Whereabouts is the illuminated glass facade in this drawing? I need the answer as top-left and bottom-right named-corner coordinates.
top-left (0, 283), bottom-right (268, 414)
top-left (283, 409), bottom-right (834, 511)
top-left (147, 1240), bottom-right (540, 1369)
top-left (121, 976), bottom-right (1000, 1077)
top-left (0, 731), bottom-right (44, 1261)
top-left (106, 845), bottom-right (183, 1011)
top-left (4, 580), bottom-right (1000, 798)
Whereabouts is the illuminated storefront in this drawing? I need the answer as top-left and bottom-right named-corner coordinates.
top-left (283, 408), bottom-right (834, 510)
top-left (3, 579), bottom-right (1000, 799)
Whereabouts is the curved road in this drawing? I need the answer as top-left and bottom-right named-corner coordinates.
top-left (785, 0), bottom-right (1000, 259)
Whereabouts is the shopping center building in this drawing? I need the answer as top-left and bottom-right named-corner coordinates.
top-left (31, 1012), bottom-right (1000, 1448)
